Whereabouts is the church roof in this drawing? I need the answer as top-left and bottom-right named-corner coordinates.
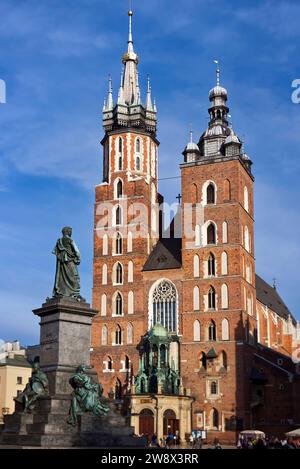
top-left (255, 274), bottom-right (295, 323)
top-left (143, 237), bottom-right (182, 271)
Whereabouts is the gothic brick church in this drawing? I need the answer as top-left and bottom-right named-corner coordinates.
top-left (91, 10), bottom-right (300, 443)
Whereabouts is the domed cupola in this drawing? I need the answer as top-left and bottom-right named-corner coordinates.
top-left (198, 62), bottom-right (233, 158)
top-left (224, 127), bottom-right (242, 156)
top-left (182, 129), bottom-right (200, 163)
top-left (209, 84), bottom-right (228, 101)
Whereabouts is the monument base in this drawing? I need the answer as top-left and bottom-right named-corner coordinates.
top-left (0, 396), bottom-right (145, 448)
top-left (0, 297), bottom-right (145, 448)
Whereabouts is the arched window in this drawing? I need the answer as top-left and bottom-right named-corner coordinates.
top-left (102, 325), bottom-right (108, 345)
top-left (136, 138), bottom-right (141, 153)
top-left (221, 252), bottom-right (228, 275)
top-left (103, 234), bottom-right (108, 255)
top-left (127, 231), bottom-right (133, 252)
top-left (118, 137), bottom-right (123, 171)
top-left (244, 186), bottom-right (249, 212)
top-left (247, 295), bottom-right (253, 316)
top-left (207, 183), bottom-right (216, 204)
top-left (115, 205), bottom-right (122, 226)
top-left (208, 286), bottom-right (216, 310)
top-left (207, 223), bottom-right (216, 245)
top-left (221, 318), bottom-right (229, 341)
top-left (246, 263), bottom-right (251, 283)
top-left (244, 226), bottom-right (250, 252)
top-left (151, 280), bottom-right (177, 333)
top-left (128, 261), bottom-right (133, 283)
top-left (191, 183), bottom-right (198, 204)
top-left (116, 179), bottom-right (123, 199)
top-left (221, 284), bottom-right (229, 309)
top-left (113, 292), bottom-right (123, 316)
top-left (193, 286), bottom-right (200, 311)
top-left (224, 179), bottom-right (231, 201)
top-left (115, 232), bottom-right (123, 255)
top-left (194, 255), bottom-right (200, 277)
top-left (115, 325), bottom-right (122, 345)
top-left (125, 355), bottom-right (130, 370)
top-left (101, 294), bottom-right (107, 316)
top-left (208, 320), bottom-right (216, 341)
top-left (195, 224), bottom-right (201, 247)
top-left (127, 323), bottom-right (133, 344)
top-left (128, 291), bottom-right (134, 315)
top-left (118, 137), bottom-right (123, 153)
top-left (221, 351), bottom-right (227, 369)
top-left (200, 352), bottom-right (207, 369)
top-left (210, 381), bottom-right (218, 395)
top-left (211, 408), bottom-right (219, 430)
top-left (136, 155), bottom-right (141, 171)
top-left (113, 262), bottom-right (123, 285)
top-left (102, 264), bottom-right (107, 285)
top-left (194, 320), bottom-right (201, 341)
top-left (208, 253), bottom-right (216, 276)
top-left (222, 221), bottom-right (228, 243)
top-left (107, 356), bottom-right (113, 371)
top-left (115, 378), bottom-right (122, 399)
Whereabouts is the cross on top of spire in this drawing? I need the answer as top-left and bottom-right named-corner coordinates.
top-left (214, 60), bottom-right (220, 86)
top-left (128, 2), bottom-right (133, 44)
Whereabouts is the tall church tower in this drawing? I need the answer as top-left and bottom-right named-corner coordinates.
top-left (91, 10), bottom-right (159, 396)
top-left (180, 66), bottom-right (258, 434)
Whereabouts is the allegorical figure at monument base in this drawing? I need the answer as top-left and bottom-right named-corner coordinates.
top-left (68, 365), bottom-right (110, 426)
top-left (15, 362), bottom-right (49, 413)
top-left (52, 226), bottom-right (81, 299)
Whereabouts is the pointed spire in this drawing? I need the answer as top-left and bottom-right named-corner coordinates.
top-left (128, 7), bottom-right (133, 50)
top-left (122, 8), bottom-right (139, 105)
top-left (117, 68), bottom-right (125, 105)
top-left (190, 124), bottom-right (193, 143)
top-left (102, 98), bottom-right (107, 112)
top-left (146, 75), bottom-right (153, 111)
top-left (106, 75), bottom-right (113, 110)
top-left (136, 71), bottom-right (141, 105)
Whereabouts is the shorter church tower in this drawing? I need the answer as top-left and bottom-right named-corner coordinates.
top-left (180, 64), bottom-right (257, 436)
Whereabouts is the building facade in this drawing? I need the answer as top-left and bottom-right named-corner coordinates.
top-left (91, 10), bottom-right (300, 443)
top-left (0, 342), bottom-right (32, 423)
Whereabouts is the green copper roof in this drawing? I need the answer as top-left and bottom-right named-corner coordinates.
top-left (149, 322), bottom-right (169, 338)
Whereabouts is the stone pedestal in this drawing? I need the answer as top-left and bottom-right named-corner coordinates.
top-left (34, 297), bottom-right (97, 395)
top-left (0, 297), bottom-right (145, 448)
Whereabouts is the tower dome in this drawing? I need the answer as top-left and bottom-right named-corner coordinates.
top-left (182, 129), bottom-right (200, 162)
top-left (209, 85), bottom-right (228, 101)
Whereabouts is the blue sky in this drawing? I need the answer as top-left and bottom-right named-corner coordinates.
top-left (0, 0), bottom-right (300, 345)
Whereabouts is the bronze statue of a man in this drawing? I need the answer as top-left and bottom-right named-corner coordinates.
top-left (15, 362), bottom-right (49, 413)
top-left (52, 227), bottom-right (81, 299)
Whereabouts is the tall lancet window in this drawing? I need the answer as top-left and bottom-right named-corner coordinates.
top-left (136, 138), bottom-right (141, 153)
top-left (151, 280), bottom-right (177, 333)
top-left (118, 137), bottom-right (123, 170)
top-left (136, 155), bottom-right (141, 171)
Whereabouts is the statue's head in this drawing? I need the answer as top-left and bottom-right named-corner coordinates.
top-left (76, 364), bottom-right (88, 373)
top-left (62, 226), bottom-right (72, 237)
top-left (32, 361), bottom-right (40, 371)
